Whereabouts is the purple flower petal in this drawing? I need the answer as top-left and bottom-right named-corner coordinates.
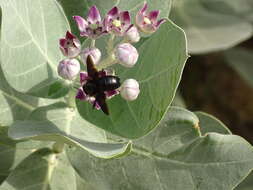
top-left (80, 72), bottom-right (89, 84)
top-left (106, 90), bottom-right (119, 98)
top-left (107, 6), bottom-right (119, 18)
top-left (76, 88), bottom-right (87, 100)
top-left (73, 16), bottom-right (88, 34)
top-left (136, 11), bottom-right (145, 27)
top-left (59, 46), bottom-right (67, 57)
top-left (73, 38), bottom-right (81, 48)
top-left (66, 31), bottom-right (75, 40)
top-left (125, 24), bottom-right (134, 33)
top-left (140, 2), bottom-right (148, 14)
top-left (59, 38), bottom-right (66, 47)
top-left (88, 97), bottom-right (101, 110)
top-left (148, 10), bottom-right (159, 22)
top-left (156, 18), bottom-right (166, 27)
top-left (120, 11), bottom-right (131, 25)
top-left (87, 6), bottom-right (101, 23)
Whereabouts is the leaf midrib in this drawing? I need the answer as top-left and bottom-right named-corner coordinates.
top-left (132, 144), bottom-right (253, 166)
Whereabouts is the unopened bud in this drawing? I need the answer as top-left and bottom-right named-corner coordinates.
top-left (81, 47), bottom-right (101, 65)
top-left (115, 43), bottom-right (138, 68)
top-left (120, 79), bottom-right (140, 101)
top-left (125, 26), bottom-right (140, 43)
top-left (58, 58), bottom-right (80, 80)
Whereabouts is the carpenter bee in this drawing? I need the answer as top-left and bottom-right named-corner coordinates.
top-left (83, 55), bottom-right (121, 115)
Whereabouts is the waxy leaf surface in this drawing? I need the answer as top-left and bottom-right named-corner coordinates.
top-left (0, 62), bottom-right (58, 126)
top-left (0, 148), bottom-right (76, 190)
top-left (0, 126), bottom-right (52, 185)
top-left (9, 103), bottom-right (131, 158)
top-left (68, 107), bottom-right (253, 190)
top-left (195, 111), bottom-right (232, 135)
top-left (1, 0), bottom-right (69, 98)
top-left (170, 0), bottom-right (253, 54)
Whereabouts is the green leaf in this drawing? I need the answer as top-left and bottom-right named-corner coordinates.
top-left (0, 126), bottom-right (52, 185)
top-left (9, 102), bottom-right (131, 158)
top-left (170, 0), bottom-right (253, 54)
top-left (68, 107), bottom-right (253, 190)
top-left (195, 111), bottom-right (232, 135)
top-left (199, 0), bottom-right (253, 23)
top-left (224, 48), bottom-right (253, 87)
top-left (0, 0), bottom-right (70, 98)
top-left (0, 126), bottom-right (15, 184)
top-left (77, 21), bottom-right (188, 139)
top-left (0, 148), bottom-right (77, 190)
top-left (0, 62), bottom-right (60, 126)
top-left (235, 171), bottom-right (253, 190)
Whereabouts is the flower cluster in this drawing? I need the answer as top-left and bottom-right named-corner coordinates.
top-left (57, 2), bottom-right (165, 113)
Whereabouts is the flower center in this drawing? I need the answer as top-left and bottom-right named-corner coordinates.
top-left (144, 17), bottom-right (151, 25)
top-left (90, 23), bottom-right (98, 30)
top-left (112, 19), bottom-right (121, 27)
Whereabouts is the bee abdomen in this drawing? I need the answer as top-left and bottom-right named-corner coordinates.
top-left (98, 76), bottom-right (121, 91)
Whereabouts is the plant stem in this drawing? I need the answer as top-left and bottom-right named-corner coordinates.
top-left (90, 39), bottom-right (96, 48)
top-left (66, 88), bottom-right (77, 109)
top-left (107, 34), bottom-right (115, 54)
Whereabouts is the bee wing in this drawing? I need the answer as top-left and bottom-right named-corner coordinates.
top-left (95, 92), bottom-right (109, 115)
top-left (86, 55), bottom-right (99, 79)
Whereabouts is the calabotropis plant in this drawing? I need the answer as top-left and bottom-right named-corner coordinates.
top-left (58, 3), bottom-right (165, 115)
top-left (1, 0), bottom-right (253, 189)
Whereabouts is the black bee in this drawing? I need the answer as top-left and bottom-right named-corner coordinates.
top-left (83, 55), bottom-right (121, 115)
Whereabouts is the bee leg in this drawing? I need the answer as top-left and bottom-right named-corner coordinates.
top-left (92, 100), bottom-right (97, 109)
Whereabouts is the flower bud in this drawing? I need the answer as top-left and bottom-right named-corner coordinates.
top-left (120, 79), bottom-right (140, 101)
top-left (125, 26), bottom-right (140, 43)
top-left (59, 31), bottom-right (81, 58)
top-left (58, 58), bottom-right (80, 80)
top-left (81, 47), bottom-right (102, 65)
top-left (115, 43), bottom-right (138, 68)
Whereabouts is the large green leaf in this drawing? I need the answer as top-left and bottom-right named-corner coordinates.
top-left (9, 102), bottom-right (131, 158)
top-left (0, 0), bottom-right (69, 98)
top-left (0, 62), bottom-right (59, 126)
top-left (0, 126), bottom-right (52, 185)
top-left (68, 107), bottom-right (253, 190)
top-left (224, 48), bottom-right (253, 87)
top-left (170, 0), bottom-right (253, 54)
top-left (77, 21), bottom-right (188, 139)
top-left (199, 0), bottom-right (253, 23)
top-left (0, 148), bottom-right (76, 190)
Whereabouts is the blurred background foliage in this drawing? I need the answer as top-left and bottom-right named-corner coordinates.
top-left (170, 0), bottom-right (253, 146)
